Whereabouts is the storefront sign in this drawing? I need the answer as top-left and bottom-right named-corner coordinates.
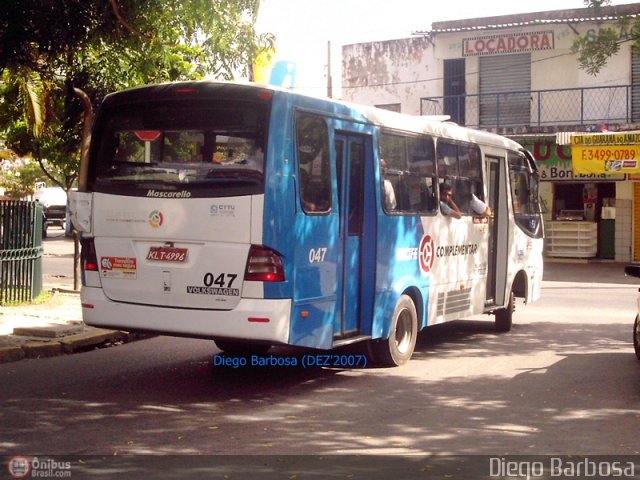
top-left (519, 139), bottom-right (626, 181)
top-left (462, 31), bottom-right (554, 56)
top-left (571, 132), bottom-right (640, 145)
top-left (572, 145), bottom-right (640, 174)
top-left (570, 131), bottom-right (640, 175)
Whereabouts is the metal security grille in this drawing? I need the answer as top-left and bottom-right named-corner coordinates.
top-left (0, 201), bottom-right (43, 304)
top-left (444, 58), bottom-right (466, 124)
top-left (631, 47), bottom-right (640, 122)
top-left (479, 54), bottom-right (531, 127)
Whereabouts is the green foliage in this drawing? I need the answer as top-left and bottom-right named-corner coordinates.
top-left (1, 289), bottom-right (52, 307)
top-left (571, 27), bottom-right (621, 76)
top-left (0, 70), bottom-right (80, 190)
top-left (0, 158), bottom-right (47, 197)
top-left (572, 1), bottom-right (640, 75)
top-left (0, 0), bottom-right (265, 189)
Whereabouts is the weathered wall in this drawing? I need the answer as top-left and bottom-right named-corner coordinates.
top-left (341, 37), bottom-right (435, 115)
top-left (342, 11), bottom-right (636, 121)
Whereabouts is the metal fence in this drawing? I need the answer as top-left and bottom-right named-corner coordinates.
top-left (0, 200), bottom-right (43, 304)
top-left (421, 84), bottom-right (640, 129)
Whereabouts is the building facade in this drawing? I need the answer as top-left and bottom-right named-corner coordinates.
top-left (342, 3), bottom-right (640, 262)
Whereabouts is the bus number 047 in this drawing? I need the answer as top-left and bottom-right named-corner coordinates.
top-left (203, 272), bottom-right (237, 288)
top-left (309, 247), bottom-right (328, 263)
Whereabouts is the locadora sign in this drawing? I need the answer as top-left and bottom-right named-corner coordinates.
top-left (462, 31), bottom-right (554, 56)
top-left (570, 132), bottom-right (640, 175)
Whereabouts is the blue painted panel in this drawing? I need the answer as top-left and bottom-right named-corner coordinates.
top-left (290, 301), bottom-right (335, 349)
top-left (371, 209), bottom-right (431, 339)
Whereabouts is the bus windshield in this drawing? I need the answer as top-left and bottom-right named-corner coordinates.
top-left (89, 99), bottom-right (269, 198)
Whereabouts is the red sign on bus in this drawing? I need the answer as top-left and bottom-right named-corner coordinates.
top-left (134, 130), bottom-right (161, 142)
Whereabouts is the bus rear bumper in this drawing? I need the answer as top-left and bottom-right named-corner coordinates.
top-left (80, 287), bottom-right (291, 344)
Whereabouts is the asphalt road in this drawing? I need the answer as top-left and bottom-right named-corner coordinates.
top-left (4, 243), bottom-right (638, 476)
top-left (2, 260), bottom-right (639, 456)
top-left (41, 228), bottom-right (77, 289)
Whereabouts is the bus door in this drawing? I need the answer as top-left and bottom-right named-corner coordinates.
top-left (334, 133), bottom-right (373, 339)
top-left (485, 155), bottom-right (508, 306)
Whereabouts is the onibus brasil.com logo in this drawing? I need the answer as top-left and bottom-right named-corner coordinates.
top-left (7, 456), bottom-right (71, 478)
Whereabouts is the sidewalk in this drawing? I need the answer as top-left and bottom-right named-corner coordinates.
top-left (0, 233), bottom-right (141, 363)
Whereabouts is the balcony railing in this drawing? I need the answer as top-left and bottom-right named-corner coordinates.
top-left (421, 84), bottom-right (640, 131)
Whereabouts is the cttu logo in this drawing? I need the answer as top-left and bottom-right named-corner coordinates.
top-left (148, 210), bottom-right (164, 228)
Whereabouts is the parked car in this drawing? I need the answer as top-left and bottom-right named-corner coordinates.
top-left (625, 264), bottom-right (640, 360)
top-left (33, 187), bottom-right (67, 238)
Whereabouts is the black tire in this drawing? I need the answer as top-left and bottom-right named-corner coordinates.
top-left (495, 291), bottom-right (514, 332)
top-left (372, 294), bottom-right (418, 367)
top-left (634, 314), bottom-right (640, 361)
top-left (214, 339), bottom-right (271, 356)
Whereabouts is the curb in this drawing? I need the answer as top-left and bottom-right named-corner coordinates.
top-left (0, 328), bottom-right (148, 364)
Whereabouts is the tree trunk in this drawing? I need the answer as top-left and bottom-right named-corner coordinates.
top-left (72, 87), bottom-right (93, 291)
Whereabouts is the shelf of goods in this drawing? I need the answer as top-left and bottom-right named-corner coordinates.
top-left (546, 221), bottom-right (597, 258)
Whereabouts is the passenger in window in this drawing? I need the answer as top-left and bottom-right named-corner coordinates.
top-left (439, 183), bottom-right (462, 219)
top-left (465, 147), bottom-right (481, 173)
top-left (470, 193), bottom-right (492, 217)
top-left (299, 169), bottom-right (315, 211)
top-left (241, 144), bottom-right (264, 171)
top-left (380, 159), bottom-right (397, 211)
top-left (299, 169), bottom-right (329, 213)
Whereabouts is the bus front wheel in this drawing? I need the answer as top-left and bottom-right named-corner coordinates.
top-left (372, 294), bottom-right (418, 367)
top-left (495, 291), bottom-right (514, 332)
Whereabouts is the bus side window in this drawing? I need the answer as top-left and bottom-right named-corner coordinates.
top-left (296, 113), bottom-right (331, 214)
top-left (436, 141), bottom-right (462, 209)
top-left (379, 133), bottom-right (405, 213)
top-left (436, 141), bottom-right (459, 178)
top-left (508, 151), bottom-right (542, 237)
top-left (461, 145), bottom-right (485, 212)
top-left (380, 159), bottom-right (398, 212)
top-left (438, 141), bottom-right (489, 216)
top-left (408, 135), bottom-right (436, 214)
top-left (380, 132), bottom-right (436, 215)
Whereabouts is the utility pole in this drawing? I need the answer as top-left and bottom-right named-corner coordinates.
top-left (327, 41), bottom-right (333, 98)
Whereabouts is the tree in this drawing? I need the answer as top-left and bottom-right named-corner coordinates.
top-left (572, 0), bottom-right (640, 75)
top-left (0, 158), bottom-right (46, 198)
top-left (0, 0), bottom-right (269, 291)
top-left (0, 69), bottom-right (79, 193)
top-left (0, 0), bottom-right (267, 193)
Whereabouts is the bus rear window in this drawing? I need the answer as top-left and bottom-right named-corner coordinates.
top-left (89, 99), bottom-right (269, 198)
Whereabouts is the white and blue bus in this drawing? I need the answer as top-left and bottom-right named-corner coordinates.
top-left (72, 81), bottom-right (543, 366)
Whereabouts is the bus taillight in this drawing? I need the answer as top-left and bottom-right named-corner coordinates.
top-left (244, 245), bottom-right (285, 282)
top-left (81, 237), bottom-right (98, 272)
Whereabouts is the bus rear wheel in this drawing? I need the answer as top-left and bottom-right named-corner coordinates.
top-left (633, 314), bottom-right (640, 360)
top-left (372, 294), bottom-right (417, 367)
top-left (495, 291), bottom-right (514, 332)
